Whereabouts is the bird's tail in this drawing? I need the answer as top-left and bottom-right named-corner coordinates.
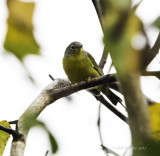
top-left (100, 86), bottom-right (122, 106)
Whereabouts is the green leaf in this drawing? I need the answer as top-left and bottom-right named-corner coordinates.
top-left (48, 131), bottom-right (58, 153)
top-left (3, 0), bottom-right (40, 61)
top-left (0, 121), bottom-right (10, 156)
top-left (25, 119), bottom-right (58, 154)
top-left (152, 16), bottom-right (160, 30)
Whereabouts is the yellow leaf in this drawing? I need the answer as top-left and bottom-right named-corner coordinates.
top-left (0, 120), bottom-right (10, 156)
top-left (4, 0), bottom-right (40, 61)
top-left (149, 103), bottom-right (160, 140)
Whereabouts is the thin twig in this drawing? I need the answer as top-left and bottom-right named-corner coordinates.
top-left (142, 70), bottom-right (160, 77)
top-left (49, 74), bottom-right (54, 81)
top-left (9, 120), bottom-right (18, 125)
top-left (97, 104), bottom-right (120, 155)
top-left (91, 0), bottom-right (104, 31)
top-left (97, 103), bottom-right (108, 155)
top-left (94, 95), bottom-right (128, 124)
top-left (107, 76), bottom-right (157, 105)
top-left (144, 32), bottom-right (160, 68)
top-left (99, 47), bottom-right (109, 70)
top-left (132, 0), bottom-right (143, 11)
top-left (0, 124), bottom-right (18, 137)
top-left (45, 150), bottom-right (49, 156)
top-left (101, 145), bottom-right (120, 156)
top-left (91, 0), bottom-right (109, 70)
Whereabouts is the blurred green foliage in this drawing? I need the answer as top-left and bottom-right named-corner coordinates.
top-left (3, 0), bottom-right (40, 61)
top-left (152, 16), bottom-right (160, 30)
top-left (102, 0), bottom-right (143, 75)
top-left (24, 119), bottom-right (58, 154)
top-left (101, 1), bottom-right (160, 155)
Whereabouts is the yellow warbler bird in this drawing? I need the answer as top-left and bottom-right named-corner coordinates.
top-left (63, 41), bottom-right (122, 105)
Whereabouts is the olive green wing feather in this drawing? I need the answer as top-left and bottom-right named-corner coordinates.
top-left (85, 51), bottom-right (103, 76)
top-left (84, 51), bottom-right (103, 96)
top-left (85, 51), bottom-right (122, 105)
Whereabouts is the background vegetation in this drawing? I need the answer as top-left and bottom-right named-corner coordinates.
top-left (0, 0), bottom-right (160, 156)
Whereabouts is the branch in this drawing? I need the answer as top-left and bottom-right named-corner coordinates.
top-left (91, 0), bottom-right (104, 31)
top-left (91, 0), bottom-right (109, 69)
top-left (9, 120), bottom-right (18, 125)
top-left (108, 72), bottom-right (158, 105)
top-left (10, 75), bottom-right (126, 156)
top-left (142, 70), bottom-right (160, 78)
top-left (0, 124), bottom-right (17, 137)
top-left (119, 74), bottom-right (153, 145)
top-left (132, 0), bottom-right (143, 12)
top-left (97, 104), bottom-right (121, 156)
top-left (95, 95), bottom-right (128, 123)
top-left (46, 74), bottom-right (118, 104)
top-left (97, 104), bottom-right (109, 156)
top-left (99, 47), bottom-right (109, 69)
top-left (143, 32), bottom-right (160, 68)
top-left (10, 79), bottom-right (69, 156)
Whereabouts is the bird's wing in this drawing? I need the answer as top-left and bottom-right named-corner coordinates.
top-left (85, 51), bottom-right (103, 76)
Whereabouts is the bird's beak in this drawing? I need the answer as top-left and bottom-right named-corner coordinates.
top-left (79, 44), bottom-right (83, 49)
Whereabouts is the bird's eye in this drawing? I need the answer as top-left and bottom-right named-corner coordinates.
top-left (70, 45), bottom-right (75, 50)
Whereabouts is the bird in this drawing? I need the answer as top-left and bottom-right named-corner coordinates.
top-left (63, 41), bottom-right (122, 105)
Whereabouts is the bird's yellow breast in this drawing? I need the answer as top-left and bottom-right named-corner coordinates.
top-left (63, 54), bottom-right (100, 83)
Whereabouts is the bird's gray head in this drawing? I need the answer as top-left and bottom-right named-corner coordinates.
top-left (64, 41), bottom-right (83, 57)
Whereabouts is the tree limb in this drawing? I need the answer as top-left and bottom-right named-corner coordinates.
top-left (10, 75), bottom-right (126, 156)
top-left (118, 73), bottom-right (153, 145)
